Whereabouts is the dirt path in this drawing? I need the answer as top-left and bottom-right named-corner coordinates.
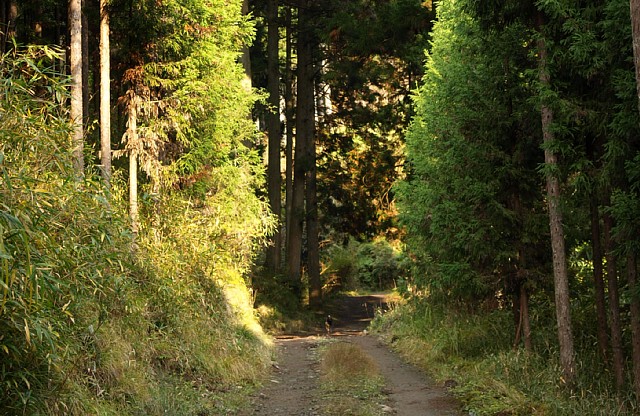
top-left (244, 294), bottom-right (463, 416)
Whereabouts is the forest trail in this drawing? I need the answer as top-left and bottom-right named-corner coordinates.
top-left (243, 294), bottom-right (462, 416)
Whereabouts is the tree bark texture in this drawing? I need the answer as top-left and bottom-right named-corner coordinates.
top-left (537, 25), bottom-right (576, 385)
top-left (265, 0), bottom-right (282, 273)
top-left (630, 0), bottom-right (640, 114)
top-left (520, 284), bottom-right (532, 352)
top-left (70, 0), bottom-right (84, 174)
top-left (81, 0), bottom-right (89, 127)
top-left (604, 211), bottom-right (625, 391)
top-left (590, 194), bottom-right (609, 361)
top-left (298, 1), bottom-right (321, 307)
top-left (100, 0), bottom-right (111, 184)
top-left (127, 93), bottom-right (139, 238)
top-left (287, 0), bottom-right (313, 298)
top-left (306, 144), bottom-right (321, 307)
top-left (627, 253), bottom-right (640, 400)
top-left (284, 5), bottom-right (294, 262)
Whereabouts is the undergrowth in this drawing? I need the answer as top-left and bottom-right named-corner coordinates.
top-left (1, 45), bottom-right (274, 415)
top-left (370, 298), bottom-right (637, 415)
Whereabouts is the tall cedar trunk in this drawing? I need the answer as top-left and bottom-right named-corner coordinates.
top-left (604, 210), bottom-right (625, 391)
top-left (536, 17), bottom-right (576, 384)
top-left (81, 0), bottom-right (89, 127)
top-left (631, 0), bottom-right (640, 114)
top-left (590, 194), bottom-right (609, 361)
top-left (306, 137), bottom-right (321, 307)
top-left (70, 0), bottom-right (84, 174)
top-left (100, 0), bottom-right (111, 183)
top-left (128, 93), bottom-right (139, 238)
top-left (265, 0), bottom-right (282, 272)
top-left (513, 195), bottom-right (532, 352)
top-left (518, 241), bottom-right (532, 352)
top-left (520, 284), bottom-right (532, 352)
top-left (628, 2), bottom-right (640, 395)
top-left (284, 5), bottom-right (294, 260)
top-left (306, 100), bottom-right (321, 308)
top-left (628, 253), bottom-right (640, 399)
top-left (303, 3), bottom-right (321, 307)
top-left (287, 0), bottom-right (312, 298)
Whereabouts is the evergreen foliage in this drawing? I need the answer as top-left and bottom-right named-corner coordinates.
top-left (314, 0), bottom-right (436, 240)
top-left (398, 0), bottom-right (546, 303)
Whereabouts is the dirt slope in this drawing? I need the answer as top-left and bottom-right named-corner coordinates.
top-left (244, 294), bottom-right (462, 416)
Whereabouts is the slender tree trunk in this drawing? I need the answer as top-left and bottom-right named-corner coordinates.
top-left (70, 0), bottom-right (84, 174)
top-left (265, 0), bottom-right (282, 272)
top-left (300, 2), bottom-right (321, 307)
top-left (630, 0), bottom-right (640, 114)
top-left (521, 284), bottom-right (532, 352)
top-left (284, 5), bottom-right (294, 262)
top-left (127, 93), bottom-right (139, 238)
top-left (100, 0), bottom-right (111, 184)
top-left (81, 0), bottom-right (89, 127)
top-left (604, 210), bottom-right (625, 391)
top-left (536, 18), bottom-right (576, 385)
top-left (306, 144), bottom-right (321, 306)
top-left (590, 194), bottom-right (609, 361)
top-left (287, 0), bottom-right (313, 299)
top-left (628, 252), bottom-right (640, 400)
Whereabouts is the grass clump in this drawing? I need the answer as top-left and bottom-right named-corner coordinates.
top-left (318, 341), bottom-right (387, 416)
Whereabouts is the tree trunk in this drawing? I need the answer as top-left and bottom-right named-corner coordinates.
top-left (628, 252), bottom-right (640, 400)
top-left (284, 5), bottom-right (294, 263)
top-left (590, 194), bottom-right (609, 361)
top-left (306, 143), bottom-right (321, 307)
top-left (298, 1), bottom-right (321, 307)
top-left (265, 0), bottom-right (282, 273)
top-left (630, 0), bottom-right (640, 114)
top-left (520, 284), bottom-right (532, 352)
top-left (128, 93), bottom-right (139, 239)
top-left (99, 0), bottom-right (111, 184)
top-left (81, 0), bottom-right (89, 127)
top-left (287, 1), bottom-right (313, 299)
top-left (69, 0), bottom-right (84, 174)
top-left (536, 17), bottom-right (576, 385)
top-left (604, 210), bottom-right (625, 391)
